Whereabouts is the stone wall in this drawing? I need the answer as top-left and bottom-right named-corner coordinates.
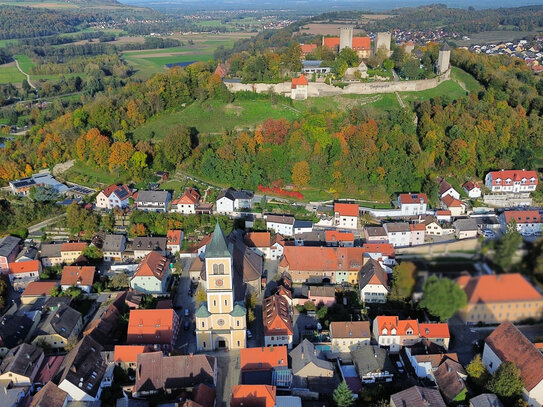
top-left (395, 237), bottom-right (479, 256)
top-left (224, 69), bottom-right (451, 98)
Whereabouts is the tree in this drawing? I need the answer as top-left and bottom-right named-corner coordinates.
top-left (383, 59), bottom-right (394, 71)
top-left (466, 354), bottom-right (490, 389)
top-left (195, 287), bottom-right (207, 306)
top-left (333, 381), bottom-right (355, 407)
top-left (493, 220), bottom-right (523, 271)
top-left (163, 125), bottom-right (192, 167)
top-left (317, 305), bottom-right (327, 320)
top-left (82, 245), bottom-right (103, 261)
top-left (110, 272), bottom-right (130, 289)
top-left (419, 276), bottom-right (467, 321)
top-left (402, 58), bottom-right (420, 79)
top-left (487, 361), bottom-right (524, 402)
top-left (338, 47), bottom-right (359, 67)
top-left (389, 262), bottom-right (417, 300)
top-left (303, 301), bottom-right (317, 312)
top-left (292, 161), bottom-right (310, 187)
top-left (281, 42), bottom-right (302, 72)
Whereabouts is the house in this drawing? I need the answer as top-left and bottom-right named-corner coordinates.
top-left (31, 303), bottom-right (82, 350)
top-left (134, 190), bottom-right (171, 213)
top-left (290, 339), bottom-right (334, 378)
top-left (60, 242), bottom-right (87, 264)
top-left (302, 60), bottom-right (331, 74)
top-left (483, 321), bottom-right (543, 407)
top-left (171, 188), bottom-right (200, 214)
top-left (28, 382), bottom-right (68, 407)
top-left (83, 292), bottom-right (126, 345)
top-left (215, 62), bottom-right (230, 78)
top-left (263, 294), bottom-right (293, 349)
top-left (131, 237), bottom-right (167, 260)
top-left (300, 43), bottom-right (318, 57)
top-left (374, 316), bottom-right (419, 353)
top-left (266, 215), bottom-right (296, 236)
top-left (9, 172), bottom-right (68, 196)
top-left (186, 383), bottom-right (216, 407)
top-left (134, 352), bottom-right (216, 397)
top-left (8, 260), bottom-right (41, 291)
top-left (216, 188), bottom-right (254, 214)
top-left (325, 231), bottom-right (354, 247)
top-left (329, 321), bottom-right (371, 352)
top-left (39, 243), bottom-right (62, 267)
top-left (351, 345), bottom-right (394, 384)
top-left (441, 195), bottom-right (466, 216)
top-left (485, 169), bottom-right (538, 194)
top-left (54, 335), bottom-right (108, 402)
top-left (383, 223), bottom-right (411, 247)
top-left (240, 346), bottom-right (288, 385)
top-left (16, 246), bottom-right (38, 262)
top-left (60, 266), bottom-right (95, 293)
top-left (358, 259), bottom-right (389, 304)
top-left (102, 234), bottom-right (126, 262)
top-left (438, 178), bottom-right (460, 200)
top-left (231, 385), bottom-right (276, 407)
top-left (398, 193), bottom-right (428, 216)
top-left (21, 281), bottom-right (58, 305)
top-left (425, 217), bottom-right (446, 236)
top-left (469, 394), bottom-right (504, 407)
top-left (294, 220), bottom-right (313, 235)
top-left (95, 184), bottom-right (132, 210)
top-left (390, 385), bottom-right (447, 407)
top-left (456, 273), bottom-right (543, 324)
top-left (0, 236), bottom-right (21, 271)
top-left (130, 251), bottom-right (171, 294)
top-left (294, 285), bottom-right (334, 307)
top-left (291, 76), bottom-right (308, 100)
top-left (364, 226), bottom-right (388, 243)
top-left (500, 210), bottom-right (543, 235)
top-left (362, 243), bottom-right (396, 273)
top-left (436, 210), bottom-right (452, 223)
top-left (409, 223), bottom-right (426, 246)
top-left (463, 181), bottom-right (482, 198)
top-left (127, 309), bottom-right (179, 349)
top-left (419, 323), bottom-right (451, 350)
top-left (454, 219), bottom-right (478, 239)
top-left (334, 203), bottom-right (358, 230)
top-left (0, 343), bottom-right (43, 388)
top-left (434, 358), bottom-right (467, 403)
top-left (244, 232), bottom-right (284, 260)
top-left (404, 346), bottom-right (458, 380)
top-left (166, 229), bottom-right (183, 254)
top-left (0, 314), bottom-right (33, 357)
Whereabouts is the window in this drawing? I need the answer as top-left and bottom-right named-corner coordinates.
top-left (203, 341), bottom-right (206, 348)
top-left (202, 322), bottom-right (205, 328)
top-left (213, 300), bottom-right (216, 307)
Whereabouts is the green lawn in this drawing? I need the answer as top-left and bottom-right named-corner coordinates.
top-left (400, 79), bottom-right (468, 105)
top-left (64, 161), bottom-right (119, 187)
top-left (15, 55), bottom-right (35, 73)
top-left (451, 66), bottom-right (481, 93)
top-left (0, 64), bottom-right (25, 84)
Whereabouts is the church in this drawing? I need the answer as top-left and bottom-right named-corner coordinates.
top-left (195, 223), bottom-right (247, 351)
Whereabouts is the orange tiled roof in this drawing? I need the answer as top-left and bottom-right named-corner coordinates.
top-left (231, 385), bottom-right (276, 407)
top-left (262, 294), bottom-right (292, 336)
top-left (419, 323), bottom-right (450, 339)
top-left (325, 230), bottom-right (355, 242)
top-left (375, 316), bottom-right (420, 336)
top-left (291, 76), bottom-right (308, 88)
top-left (322, 37), bottom-right (370, 50)
top-left (102, 184), bottom-right (131, 199)
top-left (240, 346), bottom-right (288, 371)
top-left (300, 44), bottom-right (317, 54)
top-left (436, 210), bottom-right (451, 216)
top-left (22, 281), bottom-right (58, 296)
top-left (442, 195), bottom-right (464, 208)
top-left (409, 223), bottom-right (426, 231)
top-left (127, 309), bottom-right (177, 345)
top-left (60, 242), bottom-right (87, 252)
top-left (503, 210), bottom-right (543, 224)
top-left (462, 181), bottom-right (480, 191)
top-left (457, 273), bottom-right (543, 304)
top-left (60, 266), bottom-right (95, 287)
top-left (362, 243), bottom-right (395, 257)
top-left (399, 193), bottom-right (428, 204)
top-left (334, 203), bottom-right (359, 217)
top-left (132, 251), bottom-right (170, 281)
top-left (280, 246), bottom-right (365, 271)
top-left (172, 187), bottom-right (200, 205)
top-left (167, 230), bottom-right (183, 245)
top-left (487, 170), bottom-right (538, 186)
top-left (9, 260), bottom-right (40, 274)
top-left (114, 345), bottom-right (152, 363)
top-left (244, 232), bottom-right (271, 248)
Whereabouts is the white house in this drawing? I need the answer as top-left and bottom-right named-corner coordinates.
top-left (166, 230), bottom-right (183, 254)
top-left (485, 169), bottom-right (538, 194)
top-left (60, 266), bottom-right (95, 293)
top-left (438, 179), bottom-right (460, 200)
top-left (244, 232), bottom-right (284, 260)
top-left (358, 259), bottom-right (389, 303)
top-left (500, 210), bottom-right (543, 235)
top-left (95, 184), bottom-right (132, 210)
top-left (398, 193), bottom-right (428, 216)
top-left (267, 214), bottom-right (295, 236)
top-left (134, 190), bottom-right (171, 213)
top-left (383, 223), bottom-right (411, 247)
top-left (170, 187), bottom-right (200, 214)
top-left (441, 195), bottom-right (466, 217)
top-left (291, 76), bottom-right (308, 100)
top-left (130, 251), bottom-right (171, 294)
top-left (462, 181), bottom-right (481, 199)
top-left (216, 188), bottom-right (254, 214)
top-left (454, 219), bottom-right (478, 240)
top-left (334, 203), bottom-right (359, 230)
top-left (8, 260), bottom-right (41, 291)
top-left (483, 322), bottom-right (543, 407)
top-left (294, 220), bottom-right (313, 235)
top-left (132, 237), bottom-right (167, 260)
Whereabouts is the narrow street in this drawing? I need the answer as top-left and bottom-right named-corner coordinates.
top-left (173, 260), bottom-right (197, 354)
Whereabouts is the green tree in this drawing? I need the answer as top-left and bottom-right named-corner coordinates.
top-left (383, 59), bottom-right (394, 71)
top-left (163, 125), bottom-right (192, 167)
top-left (493, 220), bottom-right (523, 271)
top-left (101, 212), bottom-right (115, 232)
top-left (466, 354), bottom-right (490, 389)
top-left (316, 306), bottom-right (327, 320)
top-left (195, 287), bottom-right (207, 306)
top-left (419, 276), bottom-right (467, 321)
top-left (83, 245), bottom-right (103, 261)
top-left (338, 47), bottom-right (359, 67)
top-left (402, 58), bottom-right (420, 79)
top-left (389, 262), bottom-right (417, 300)
top-left (333, 381), bottom-right (355, 407)
top-left (303, 300), bottom-right (317, 311)
top-left (487, 361), bottom-right (524, 402)
top-left (282, 42), bottom-right (302, 72)
top-left (110, 272), bottom-right (129, 289)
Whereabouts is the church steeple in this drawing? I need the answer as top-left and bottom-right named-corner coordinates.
top-left (205, 223), bottom-right (230, 259)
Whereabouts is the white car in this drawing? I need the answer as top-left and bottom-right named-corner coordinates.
top-left (481, 229), bottom-right (496, 238)
top-left (246, 330), bottom-right (253, 339)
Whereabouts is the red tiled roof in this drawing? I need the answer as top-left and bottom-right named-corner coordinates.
top-left (399, 193), bottom-right (428, 204)
top-left (442, 195), bottom-right (464, 208)
top-left (487, 170), bottom-right (538, 186)
top-left (375, 316), bottom-right (420, 336)
top-left (102, 184), bottom-right (131, 199)
top-left (462, 181), bottom-right (480, 191)
top-left (172, 187), bottom-right (200, 205)
top-left (9, 260), bottom-right (40, 274)
top-left (362, 243), bottom-right (395, 257)
top-left (436, 210), bottom-right (451, 216)
top-left (262, 294), bottom-right (292, 336)
top-left (231, 385), bottom-right (276, 407)
top-left (127, 309), bottom-right (177, 345)
top-left (325, 230), bottom-right (355, 242)
top-left (60, 266), bottom-right (95, 287)
top-left (291, 76), bottom-right (308, 88)
top-left (409, 223), bottom-right (426, 231)
top-left (60, 242), bottom-right (87, 252)
top-left (503, 210), bottom-right (543, 224)
top-left (280, 246), bottom-right (365, 271)
top-left (322, 36), bottom-right (370, 50)
top-left (301, 44), bottom-right (317, 54)
top-left (22, 281), bottom-right (58, 296)
top-left (419, 323), bottom-right (450, 339)
top-left (330, 321), bottom-right (370, 339)
top-left (132, 251), bottom-right (170, 281)
top-left (240, 346), bottom-right (288, 371)
top-left (457, 273), bottom-right (543, 304)
top-left (167, 230), bottom-right (183, 245)
top-left (244, 232), bottom-right (271, 248)
top-left (334, 203), bottom-right (359, 217)
top-left (114, 345), bottom-right (152, 363)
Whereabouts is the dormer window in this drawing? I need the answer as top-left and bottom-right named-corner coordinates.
top-left (406, 329), bottom-right (413, 335)
top-left (496, 179), bottom-right (501, 184)
top-left (382, 328), bottom-right (388, 335)
top-left (391, 328), bottom-right (397, 335)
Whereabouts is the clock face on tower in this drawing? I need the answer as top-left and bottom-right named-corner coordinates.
top-left (217, 318), bottom-right (225, 326)
top-left (215, 279), bottom-right (223, 287)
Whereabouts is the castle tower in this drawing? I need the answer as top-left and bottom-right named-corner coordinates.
top-left (339, 26), bottom-right (353, 51)
top-left (195, 223), bottom-right (247, 351)
top-left (437, 42), bottom-right (451, 75)
top-left (374, 32), bottom-right (392, 55)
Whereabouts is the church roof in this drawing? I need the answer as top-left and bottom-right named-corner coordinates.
top-left (205, 223), bottom-right (231, 259)
top-left (195, 303), bottom-right (211, 318)
top-left (231, 303), bottom-right (247, 317)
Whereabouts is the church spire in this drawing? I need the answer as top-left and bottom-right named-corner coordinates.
top-left (205, 222), bottom-right (230, 259)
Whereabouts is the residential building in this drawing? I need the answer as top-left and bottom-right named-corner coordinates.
top-left (134, 190), bottom-right (170, 213)
top-left (131, 237), bottom-right (167, 260)
top-left (463, 181), bottom-right (482, 198)
top-left (127, 309), bottom-right (179, 349)
top-left (454, 219), bottom-right (478, 239)
top-left (195, 224), bottom-right (247, 351)
top-left (398, 193), bottom-right (428, 216)
top-left (54, 335), bottom-right (108, 402)
top-left (290, 339), bottom-right (334, 378)
top-left (325, 231), bottom-right (354, 247)
top-left (231, 385), bottom-right (276, 407)
top-left (362, 243), bottom-right (396, 273)
top-left (291, 76), bottom-right (308, 100)
top-left (470, 394), bottom-right (504, 407)
top-left (266, 215), bottom-right (296, 236)
top-left (133, 352), bottom-right (216, 397)
top-left (240, 346), bottom-right (289, 385)
top-left (60, 266), bottom-right (95, 293)
top-left (31, 303), bottom-right (82, 350)
top-left (364, 226), bottom-right (388, 243)
top-left (0, 236), bottom-right (21, 271)
top-left (28, 382), bottom-right (68, 407)
top-left (293, 220), bottom-right (313, 235)
top-left (351, 345), bottom-right (394, 384)
top-left (409, 223), bottom-right (426, 246)
top-left (21, 281), bottom-right (58, 305)
top-left (329, 321), bottom-right (371, 352)
top-left (8, 260), bottom-right (41, 291)
top-left (102, 234), bottom-right (126, 262)
top-left (295, 285), bottom-right (336, 307)
top-left (441, 195), bottom-right (466, 217)
top-left (95, 184), bottom-right (132, 210)
top-left (171, 187), bottom-right (200, 214)
top-left (263, 293), bottom-right (293, 349)
top-left (483, 322), bottom-right (543, 407)
top-left (500, 210), bottom-right (543, 235)
top-left (390, 386), bottom-right (447, 407)
top-left (9, 172), bottom-right (68, 196)
top-left (405, 347), bottom-right (458, 380)
top-left (300, 44), bottom-right (318, 57)
top-left (0, 314), bottom-right (33, 357)
top-left (419, 323), bottom-right (451, 350)
top-left (485, 169), bottom-right (538, 194)
top-left (39, 243), bottom-right (62, 267)
top-left (438, 178), bottom-right (460, 200)
top-left (15, 246), bottom-right (38, 262)
top-left (434, 358), bottom-right (467, 403)
top-left (0, 343), bottom-right (44, 386)
top-left (456, 273), bottom-right (543, 324)
top-left (383, 223), bottom-right (411, 247)
top-left (334, 203), bottom-right (358, 230)
top-left (425, 217), bottom-right (446, 236)
top-left (130, 251), bottom-right (171, 294)
top-left (166, 230), bottom-right (183, 254)
top-left (216, 188), bottom-right (254, 214)
top-left (244, 232), bottom-right (284, 260)
top-left (436, 210), bottom-right (452, 222)
top-left (60, 242), bottom-right (87, 264)
top-left (358, 259), bottom-right (389, 304)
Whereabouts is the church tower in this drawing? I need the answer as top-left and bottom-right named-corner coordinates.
top-left (195, 223), bottom-right (247, 351)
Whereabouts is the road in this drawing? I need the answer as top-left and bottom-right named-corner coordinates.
top-left (14, 58), bottom-right (35, 90)
top-left (173, 260), bottom-right (197, 355)
top-left (27, 213), bottom-right (67, 236)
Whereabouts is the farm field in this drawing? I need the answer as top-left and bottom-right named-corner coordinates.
top-left (0, 62), bottom-right (25, 84)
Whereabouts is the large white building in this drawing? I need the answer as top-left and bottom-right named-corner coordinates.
top-left (95, 184), bottom-right (132, 210)
top-left (216, 188), bottom-right (254, 214)
top-left (266, 214), bottom-right (295, 236)
top-left (130, 252), bottom-right (171, 294)
top-left (334, 203), bottom-right (359, 230)
top-left (485, 169), bottom-right (538, 194)
top-left (398, 193), bottom-right (428, 216)
top-left (383, 223), bottom-right (411, 247)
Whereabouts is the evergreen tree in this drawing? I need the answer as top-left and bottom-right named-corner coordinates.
top-left (333, 381), bottom-right (355, 407)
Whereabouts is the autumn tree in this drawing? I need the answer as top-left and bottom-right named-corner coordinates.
top-left (389, 262), bottom-right (417, 300)
top-left (292, 161), bottom-right (310, 187)
top-left (109, 141), bottom-right (135, 171)
top-left (466, 354), bottom-right (490, 389)
top-left (163, 125), bottom-right (192, 167)
top-left (130, 223), bottom-right (147, 237)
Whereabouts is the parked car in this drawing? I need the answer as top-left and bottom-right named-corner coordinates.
top-left (184, 309), bottom-right (190, 317)
top-left (183, 320), bottom-right (190, 330)
top-left (482, 229), bottom-right (496, 238)
top-left (246, 330), bottom-right (253, 339)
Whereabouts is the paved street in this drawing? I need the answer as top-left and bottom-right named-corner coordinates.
top-left (214, 350), bottom-right (241, 407)
top-left (174, 263), bottom-right (197, 354)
